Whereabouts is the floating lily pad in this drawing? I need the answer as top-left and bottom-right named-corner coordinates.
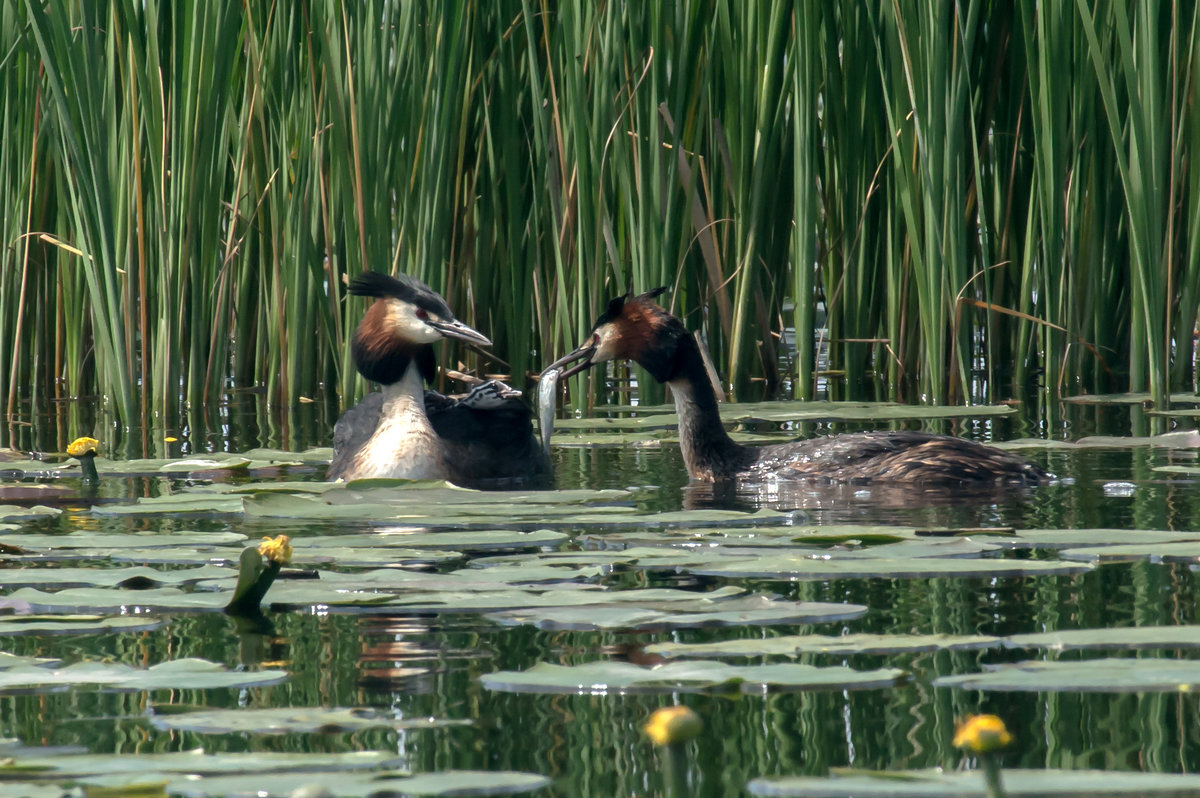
top-left (989, 529), bottom-right (1200, 551)
top-left (747, 768), bottom-right (1200, 796)
top-left (149, 706), bottom-right (471, 735)
top-left (92, 495), bottom-right (246, 515)
top-left (5, 586), bottom-right (230, 612)
top-left (1004, 626), bottom-right (1200, 651)
top-left (0, 532), bottom-right (247, 551)
top-left (0, 652), bottom-right (61, 669)
top-left (0, 658), bottom-right (285, 693)
top-left (140, 769), bottom-right (552, 797)
top-left (0, 505), bottom-right (61, 522)
top-left (0, 565), bottom-right (236, 589)
top-left (480, 659), bottom-right (905, 694)
top-left (647, 632), bottom-right (1001, 659)
top-left (935, 657), bottom-right (1200, 692)
top-left (685, 555), bottom-right (1091, 580)
top-left (6, 750), bottom-right (400, 780)
top-left (484, 597), bottom-right (867, 631)
top-left (294, 528), bottom-right (568, 552)
top-left (1059, 542), bottom-right (1200, 563)
top-left (0, 615), bottom-right (164, 637)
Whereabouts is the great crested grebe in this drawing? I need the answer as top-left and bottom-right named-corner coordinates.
top-left (328, 271), bottom-right (550, 487)
top-left (544, 290), bottom-right (1049, 484)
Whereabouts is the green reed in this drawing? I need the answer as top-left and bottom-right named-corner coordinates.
top-left (2, 1), bottom-right (1198, 448)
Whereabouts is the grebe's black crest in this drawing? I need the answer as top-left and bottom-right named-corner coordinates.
top-left (544, 290), bottom-right (1050, 486)
top-left (348, 272), bottom-right (455, 321)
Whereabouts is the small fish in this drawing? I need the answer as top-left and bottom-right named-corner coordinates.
top-left (537, 367), bottom-right (560, 456)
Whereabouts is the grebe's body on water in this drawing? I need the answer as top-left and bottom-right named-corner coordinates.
top-left (328, 272), bottom-right (549, 488)
top-left (544, 290), bottom-right (1048, 485)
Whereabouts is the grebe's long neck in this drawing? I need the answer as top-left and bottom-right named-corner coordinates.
top-left (363, 356), bottom-right (448, 480)
top-left (662, 336), bottom-right (752, 480)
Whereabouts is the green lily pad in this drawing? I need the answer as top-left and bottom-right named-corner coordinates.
top-left (1059, 542), bottom-right (1200, 563)
top-left (0, 505), bottom-right (61, 522)
top-left (685, 555), bottom-right (1092, 580)
top-left (149, 706), bottom-right (471, 735)
top-left (1004, 626), bottom-right (1200, 651)
top-left (480, 659), bottom-right (906, 694)
top-left (92, 495), bottom-right (246, 515)
top-left (647, 632), bottom-right (1002, 659)
top-left (747, 768), bottom-right (1200, 796)
top-left (0, 658), bottom-right (285, 693)
top-left (0, 653), bottom-right (61, 669)
top-left (484, 597), bottom-right (867, 631)
top-left (136, 769), bottom-right (552, 797)
top-left (935, 657), bottom-right (1200, 692)
top-left (5, 750), bottom-right (401, 779)
top-left (989, 529), bottom-right (1200, 551)
top-left (0, 532), bottom-right (248, 551)
top-left (0, 615), bottom-right (164, 637)
top-left (294, 528), bottom-right (568, 552)
top-left (0, 565), bottom-right (236, 589)
top-left (5, 586), bottom-right (230, 612)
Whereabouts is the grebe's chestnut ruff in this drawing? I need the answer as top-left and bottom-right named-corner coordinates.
top-left (544, 290), bottom-right (1048, 485)
top-left (328, 272), bottom-right (549, 487)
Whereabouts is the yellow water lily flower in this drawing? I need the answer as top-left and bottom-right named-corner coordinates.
top-left (257, 534), bottom-right (293, 565)
top-left (953, 714), bottom-right (1013, 754)
top-left (67, 437), bottom-right (99, 457)
top-left (643, 705), bottom-right (702, 746)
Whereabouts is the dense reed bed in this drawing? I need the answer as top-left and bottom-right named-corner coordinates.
top-left (2, 1), bottom-right (1198, 444)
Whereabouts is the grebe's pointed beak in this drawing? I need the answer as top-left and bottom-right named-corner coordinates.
top-left (429, 317), bottom-right (492, 348)
top-left (543, 338), bottom-right (597, 380)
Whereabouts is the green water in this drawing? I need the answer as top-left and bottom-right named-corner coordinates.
top-left (3, 404), bottom-right (1200, 796)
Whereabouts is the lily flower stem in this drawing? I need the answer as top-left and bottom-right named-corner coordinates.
top-left (662, 742), bottom-right (689, 797)
top-left (982, 753), bottom-right (1007, 798)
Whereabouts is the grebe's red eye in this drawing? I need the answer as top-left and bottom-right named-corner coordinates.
top-left (416, 308), bottom-right (429, 321)
top-left (592, 333), bottom-right (600, 344)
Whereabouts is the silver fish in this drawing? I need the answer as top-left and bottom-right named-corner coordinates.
top-left (537, 367), bottom-right (560, 457)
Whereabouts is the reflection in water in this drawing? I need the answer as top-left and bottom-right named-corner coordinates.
top-left (683, 477), bottom-right (1052, 528)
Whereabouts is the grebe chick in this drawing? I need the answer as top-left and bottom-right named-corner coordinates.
top-left (544, 290), bottom-right (1049, 485)
top-left (328, 272), bottom-right (549, 487)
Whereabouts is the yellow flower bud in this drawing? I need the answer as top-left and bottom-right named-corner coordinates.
top-left (953, 714), bottom-right (1012, 754)
top-left (257, 535), bottom-right (293, 565)
top-left (643, 705), bottom-right (702, 746)
top-left (67, 437), bottom-right (99, 457)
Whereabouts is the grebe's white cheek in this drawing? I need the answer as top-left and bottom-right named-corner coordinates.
top-left (386, 299), bottom-right (442, 344)
top-left (592, 325), bottom-right (622, 363)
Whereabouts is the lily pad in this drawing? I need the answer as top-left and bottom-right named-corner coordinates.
top-left (1059, 542), bottom-right (1200, 563)
top-left (5, 750), bottom-right (401, 779)
top-left (935, 657), bottom-right (1200, 692)
top-left (0, 657), bottom-right (285, 693)
top-left (0, 532), bottom-right (248, 551)
top-left (91, 494), bottom-right (246, 515)
top-left (685, 555), bottom-right (1092, 580)
top-left (149, 706), bottom-right (471, 735)
top-left (294, 528), bottom-right (568, 552)
top-left (480, 659), bottom-right (906, 694)
top-left (484, 597), bottom-right (867, 631)
top-left (747, 768), bottom-right (1200, 796)
top-left (647, 632), bottom-right (1001, 659)
top-left (0, 565), bottom-right (236, 589)
top-left (0, 505), bottom-right (61, 522)
top-left (150, 769), bottom-right (551, 797)
top-left (1004, 626), bottom-right (1200, 651)
top-left (0, 615), bottom-right (164, 637)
